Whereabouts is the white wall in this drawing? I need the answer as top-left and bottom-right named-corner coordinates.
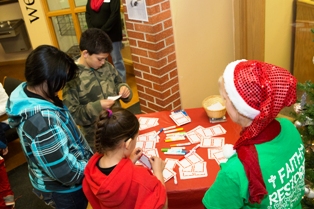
top-left (170, 0), bottom-right (235, 108)
top-left (264, 0), bottom-right (294, 72)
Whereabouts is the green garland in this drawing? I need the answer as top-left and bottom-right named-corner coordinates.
top-left (292, 81), bottom-right (314, 207)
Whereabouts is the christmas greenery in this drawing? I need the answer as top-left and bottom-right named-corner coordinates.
top-left (292, 81), bottom-right (314, 208)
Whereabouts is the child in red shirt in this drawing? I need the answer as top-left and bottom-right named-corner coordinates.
top-left (83, 108), bottom-right (168, 209)
top-left (0, 134), bottom-right (15, 209)
top-left (0, 82), bottom-right (14, 209)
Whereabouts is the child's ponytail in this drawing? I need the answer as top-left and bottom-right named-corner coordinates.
top-left (95, 108), bottom-right (139, 153)
top-left (95, 109), bottom-right (111, 153)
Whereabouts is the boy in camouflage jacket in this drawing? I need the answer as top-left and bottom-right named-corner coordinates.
top-left (63, 28), bottom-right (133, 151)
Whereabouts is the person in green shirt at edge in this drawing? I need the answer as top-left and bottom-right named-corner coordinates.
top-left (62, 28), bottom-right (132, 151)
top-left (202, 60), bottom-right (305, 209)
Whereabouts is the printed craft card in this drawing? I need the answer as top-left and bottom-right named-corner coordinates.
top-left (213, 150), bottom-right (228, 165)
top-left (176, 152), bottom-right (204, 169)
top-left (136, 141), bottom-right (156, 150)
top-left (136, 149), bottom-right (159, 167)
top-left (186, 124), bottom-right (227, 144)
top-left (138, 117), bottom-right (159, 130)
top-left (143, 149), bottom-right (159, 157)
top-left (163, 168), bottom-right (177, 183)
top-left (179, 162), bottom-right (208, 179)
top-left (169, 110), bottom-right (191, 126)
top-left (137, 131), bottom-right (160, 143)
top-left (207, 148), bottom-right (222, 159)
top-left (203, 124), bottom-right (226, 136)
top-left (165, 158), bottom-right (178, 170)
top-left (186, 126), bottom-right (204, 144)
top-left (200, 137), bottom-right (225, 148)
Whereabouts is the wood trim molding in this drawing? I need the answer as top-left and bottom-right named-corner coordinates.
top-left (0, 59), bottom-right (26, 66)
top-left (234, 0), bottom-right (265, 61)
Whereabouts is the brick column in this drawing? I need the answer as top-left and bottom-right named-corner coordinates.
top-left (122, 0), bottom-right (181, 113)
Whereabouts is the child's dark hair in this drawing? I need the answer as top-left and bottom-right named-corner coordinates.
top-left (95, 108), bottom-right (140, 153)
top-left (79, 28), bottom-right (113, 55)
top-left (25, 45), bottom-right (78, 104)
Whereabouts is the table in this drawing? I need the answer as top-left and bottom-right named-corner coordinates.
top-left (137, 107), bottom-right (242, 209)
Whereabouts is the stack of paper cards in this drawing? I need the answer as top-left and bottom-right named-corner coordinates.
top-left (176, 152), bottom-right (208, 179)
top-left (170, 110), bottom-right (191, 126)
top-left (138, 117), bottom-right (159, 130)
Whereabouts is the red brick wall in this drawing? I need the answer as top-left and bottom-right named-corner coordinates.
top-left (122, 0), bottom-right (181, 113)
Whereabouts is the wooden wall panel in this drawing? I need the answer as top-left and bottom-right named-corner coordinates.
top-left (234, 0), bottom-right (265, 61)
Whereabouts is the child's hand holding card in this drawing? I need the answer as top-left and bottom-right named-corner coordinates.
top-left (138, 154), bottom-right (152, 169)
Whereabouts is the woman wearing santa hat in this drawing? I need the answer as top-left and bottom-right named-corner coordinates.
top-left (202, 60), bottom-right (305, 208)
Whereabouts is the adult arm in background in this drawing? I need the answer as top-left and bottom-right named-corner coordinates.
top-left (100, 0), bottom-right (121, 33)
top-left (85, 0), bottom-right (94, 28)
top-left (0, 140), bottom-right (8, 156)
top-left (0, 83), bottom-right (8, 116)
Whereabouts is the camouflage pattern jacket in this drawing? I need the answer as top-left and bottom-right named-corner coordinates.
top-left (62, 62), bottom-right (133, 149)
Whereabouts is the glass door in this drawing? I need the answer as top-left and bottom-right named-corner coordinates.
top-left (42, 0), bottom-right (87, 59)
top-left (42, 0), bottom-right (130, 61)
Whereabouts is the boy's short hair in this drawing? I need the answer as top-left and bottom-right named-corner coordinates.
top-left (79, 28), bottom-right (113, 55)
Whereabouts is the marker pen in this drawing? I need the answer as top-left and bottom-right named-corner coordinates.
top-left (163, 125), bottom-right (177, 131)
top-left (170, 142), bottom-right (191, 147)
top-left (164, 152), bottom-right (186, 156)
top-left (174, 174), bottom-right (178, 184)
top-left (165, 138), bottom-right (186, 142)
top-left (166, 132), bottom-right (186, 137)
top-left (161, 147), bottom-right (186, 152)
top-left (165, 136), bottom-right (185, 140)
top-left (153, 128), bottom-right (163, 138)
top-left (164, 128), bottom-right (184, 134)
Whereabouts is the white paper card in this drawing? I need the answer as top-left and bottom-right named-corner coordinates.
top-left (179, 162), bottom-right (208, 179)
top-left (107, 95), bottom-right (121, 100)
top-left (163, 168), bottom-right (176, 182)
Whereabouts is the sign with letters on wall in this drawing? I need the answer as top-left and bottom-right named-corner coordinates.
top-left (18, 0), bottom-right (53, 48)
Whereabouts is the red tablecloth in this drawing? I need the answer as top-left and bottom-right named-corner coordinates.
top-left (136, 108), bottom-right (242, 209)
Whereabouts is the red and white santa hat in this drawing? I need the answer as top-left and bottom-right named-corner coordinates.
top-left (222, 59), bottom-right (297, 204)
top-left (223, 59), bottom-right (297, 123)
top-left (223, 59), bottom-right (260, 119)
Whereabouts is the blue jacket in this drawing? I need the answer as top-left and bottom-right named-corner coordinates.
top-left (6, 82), bottom-right (93, 193)
top-left (0, 140), bottom-right (6, 149)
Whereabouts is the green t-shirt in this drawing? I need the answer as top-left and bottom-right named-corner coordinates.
top-left (202, 118), bottom-right (305, 209)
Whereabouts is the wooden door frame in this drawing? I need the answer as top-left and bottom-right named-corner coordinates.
top-left (234, 0), bottom-right (265, 61)
top-left (41, 0), bottom-right (85, 48)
